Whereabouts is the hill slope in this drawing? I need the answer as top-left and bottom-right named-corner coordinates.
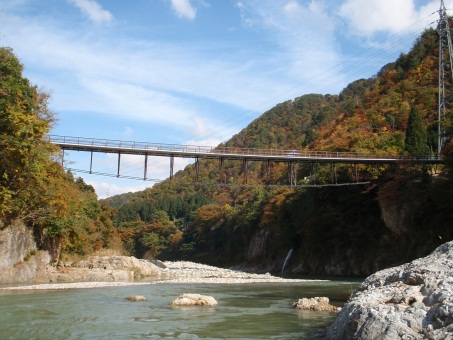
top-left (104, 27), bottom-right (453, 276)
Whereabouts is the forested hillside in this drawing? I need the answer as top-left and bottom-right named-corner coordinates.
top-left (3, 24), bottom-right (452, 277)
top-left (102, 26), bottom-right (453, 276)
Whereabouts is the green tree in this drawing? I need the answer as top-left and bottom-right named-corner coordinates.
top-left (0, 47), bottom-right (57, 221)
top-left (404, 106), bottom-right (431, 157)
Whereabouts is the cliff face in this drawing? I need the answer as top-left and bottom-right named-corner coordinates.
top-left (0, 221), bottom-right (52, 284)
top-left (234, 177), bottom-right (452, 277)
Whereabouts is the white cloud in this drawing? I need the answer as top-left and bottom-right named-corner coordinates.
top-left (186, 137), bottom-right (224, 147)
top-left (69, 0), bottom-right (113, 24)
top-left (169, 0), bottom-right (197, 20)
top-left (339, 0), bottom-right (441, 36)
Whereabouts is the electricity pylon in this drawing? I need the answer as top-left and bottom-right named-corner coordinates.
top-left (438, 0), bottom-right (453, 156)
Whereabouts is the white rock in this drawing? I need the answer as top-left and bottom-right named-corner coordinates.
top-left (171, 293), bottom-right (218, 306)
top-left (293, 297), bottom-right (338, 312)
top-left (124, 295), bottom-right (146, 302)
top-left (325, 241), bottom-right (453, 339)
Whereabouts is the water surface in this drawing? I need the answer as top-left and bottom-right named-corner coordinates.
top-left (0, 280), bottom-right (359, 339)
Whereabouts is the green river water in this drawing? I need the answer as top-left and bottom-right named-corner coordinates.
top-left (0, 280), bottom-right (360, 339)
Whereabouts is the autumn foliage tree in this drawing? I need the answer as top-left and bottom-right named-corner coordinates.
top-left (0, 47), bottom-right (120, 258)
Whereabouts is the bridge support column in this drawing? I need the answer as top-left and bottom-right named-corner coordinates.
top-left (310, 163), bottom-right (316, 185)
top-left (288, 162), bottom-right (297, 186)
top-left (61, 149), bottom-right (65, 167)
top-left (117, 153), bottom-right (121, 177)
top-left (243, 159), bottom-right (248, 185)
top-left (220, 158), bottom-right (224, 184)
top-left (331, 163), bottom-right (337, 184)
top-left (90, 151), bottom-right (94, 174)
top-left (170, 155), bottom-right (174, 180)
top-left (195, 157), bottom-right (199, 183)
top-left (266, 160), bottom-right (271, 186)
top-left (144, 154), bottom-right (148, 180)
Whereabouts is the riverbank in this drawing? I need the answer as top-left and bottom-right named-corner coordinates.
top-left (325, 241), bottom-right (453, 339)
top-left (0, 260), bottom-right (324, 290)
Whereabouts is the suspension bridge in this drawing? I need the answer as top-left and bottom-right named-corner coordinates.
top-left (47, 135), bottom-right (443, 187)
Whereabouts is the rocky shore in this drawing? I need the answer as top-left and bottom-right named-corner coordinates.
top-left (325, 241), bottom-right (453, 339)
top-left (0, 260), bottom-right (321, 290)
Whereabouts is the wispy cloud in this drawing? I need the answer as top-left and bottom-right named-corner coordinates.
top-left (68, 0), bottom-right (113, 24)
top-left (235, 1), bottom-right (344, 91)
top-left (169, 0), bottom-right (197, 20)
top-left (0, 9), bottom-right (294, 138)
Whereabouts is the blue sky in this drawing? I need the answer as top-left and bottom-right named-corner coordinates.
top-left (0, 0), bottom-right (449, 197)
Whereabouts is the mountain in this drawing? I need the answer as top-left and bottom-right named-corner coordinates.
top-left (103, 27), bottom-right (453, 276)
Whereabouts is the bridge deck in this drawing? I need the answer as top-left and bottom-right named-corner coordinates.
top-left (47, 135), bottom-right (443, 164)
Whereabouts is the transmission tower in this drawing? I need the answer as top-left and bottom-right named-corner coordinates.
top-left (438, 0), bottom-right (453, 156)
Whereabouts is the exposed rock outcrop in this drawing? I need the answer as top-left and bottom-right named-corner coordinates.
top-left (292, 297), bottom-right (338, 312)
top-left (0, 223), bottom-right (167, 284)
top-left (0, 221), bottom-right (35, 269)
top-left (171, 293), bottom-right (218, 306)
top-left (325, 241), bottom-right (453, 339)
top-left (0, 221), bottom-right (54, 284)
top-left (55, 256), bottom-right (163, 282)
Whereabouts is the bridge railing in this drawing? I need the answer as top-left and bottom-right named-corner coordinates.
top-left (46, 135), bottom-right (441, 161)
top-left (47, 135), bottom-right (215, 153)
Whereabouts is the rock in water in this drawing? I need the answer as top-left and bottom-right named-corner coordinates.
top-left (171, 293), bottom-right (217, 306)
top-left (293, 297), bottom-right (338, 312)
top-left (124, 295), bottom-right (146, 302)
top-left (325, 241), bottom-right (453, 339)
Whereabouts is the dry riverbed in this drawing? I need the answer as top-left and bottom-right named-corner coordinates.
top-left (0, 260), bottom-right (323, 290)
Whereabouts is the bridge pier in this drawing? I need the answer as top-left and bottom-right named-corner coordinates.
top-left (144, 154), bottom-right (148, 180)
top-left (117, 153), bottom-right (121, 177)
top-left (288, 162), bottom-right (297, 186)
top-left (170, 155), bottom-right (174, 180)
top-left (310, 163), bottom-right (316, 184)
top-left (266, 160), bottom-right (271, 186)
top-left (243, 159), bottom-right (248, 184)
top-left (195, 157), bottom-right (199, 183)
top-left (331, 163), bottom-right (337, 184)
top-left (90, 151), bottom-right (94, 174)
top-left (220, 158), bottom-right (225, 184)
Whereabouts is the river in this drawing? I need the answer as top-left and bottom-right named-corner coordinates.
top-left (0, 280), bottom-right (360, 339)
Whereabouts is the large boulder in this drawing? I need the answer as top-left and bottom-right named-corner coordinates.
top-left (293, 297), bottom-right (338, 312)
top-left (125, 295), bottom-right (146, 302)
top-left (171, 293), bottom-right (218, 306)
top-left (325, 241), bottom-right (453, 339)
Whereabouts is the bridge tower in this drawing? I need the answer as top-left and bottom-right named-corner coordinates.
top-left (437, 0), bottom-right (453, 155)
